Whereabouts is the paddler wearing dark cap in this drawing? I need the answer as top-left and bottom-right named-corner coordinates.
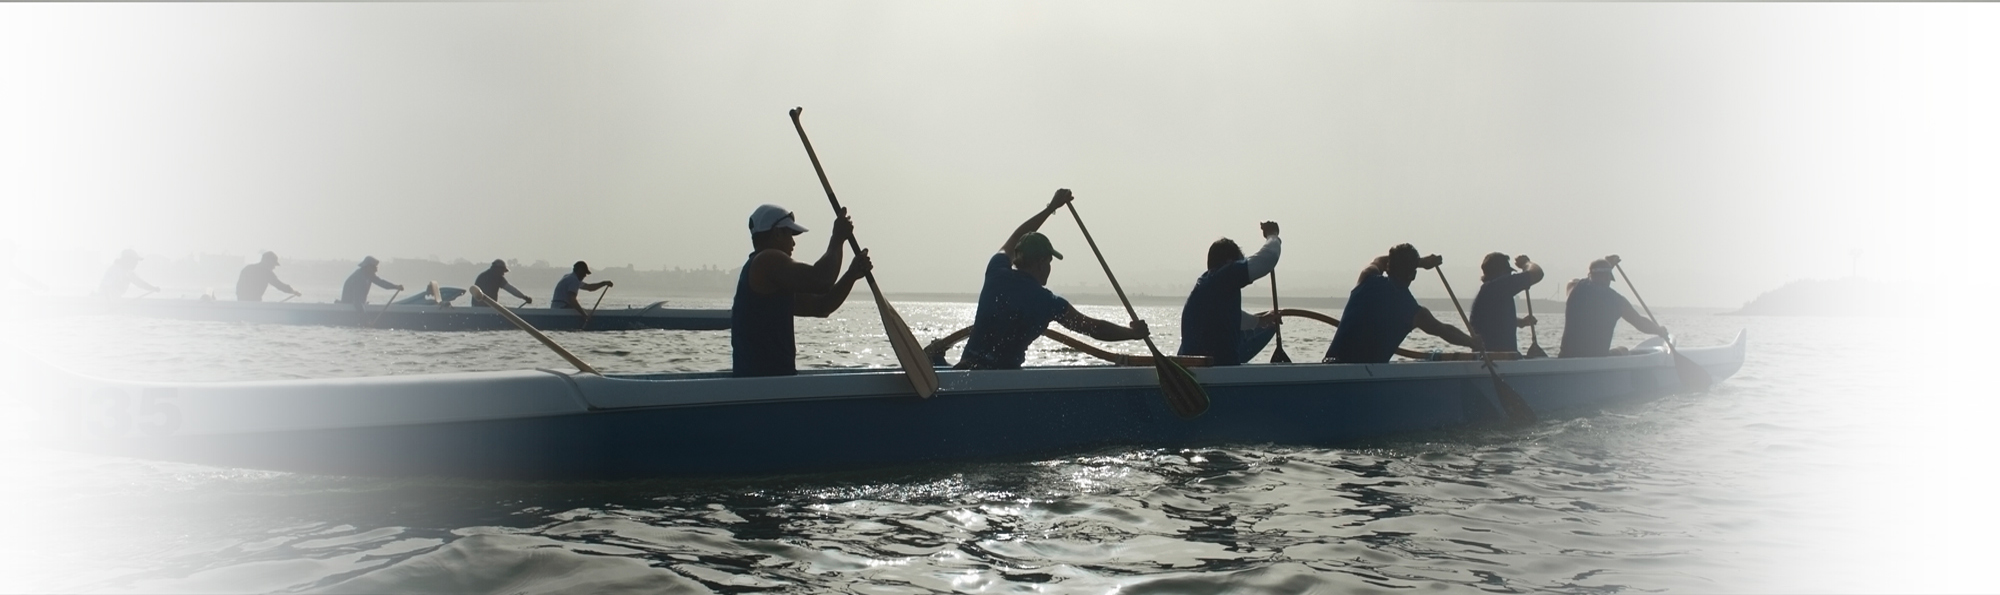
top-left (956, 189), bottom-right (1149, 370)
top-left (1560, 255), bottom-right (1668, 357)
top-left (551, 260), bottom-right (613, 317)
top-left (339, 256), bottom-right (404, 310)
top-left (472, 259), bottom-right (532, 306)
top-left (731, 203), bottom-right (873, 378)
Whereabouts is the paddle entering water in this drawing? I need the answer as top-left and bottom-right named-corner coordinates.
top-left (1436, 268), bottom-right (1537, 423)
top-left (1523, 283), bottom-right (1549, 358)
top-left (789, 107), bottom-right (939, 398)
top-left (1269, 270), bottom-right (1291, 363)
top-left (1065, 202), bottom-right (1210, 419)
top-left (471, 286), bottom-right (599, 375)
top-left (1615, 263), bottom-right (1712, 391)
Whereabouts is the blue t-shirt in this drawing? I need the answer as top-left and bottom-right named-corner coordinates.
top-left (961, 253), bottom-right (1072, 370)
top-left (1468, 271), bottom-right (1537, 354)
top-left (1177, 260), bottom-right (1252, 366)
top-left (1325, 275), bottom-right (1421, 364)
top-left (731, 252), bottom-right (798, 377)
top-left (552, 273), bottom-right (583, 309)
top-left (1560, 281), bottom-right (1630, 358)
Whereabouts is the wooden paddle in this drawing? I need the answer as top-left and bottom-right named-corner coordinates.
top-left (369, 288), bottom-right (401, 328)
top-left (1523, 283), bottom-right (1549, 359)
top-left (1269, 270), bottom-right (1291, 363)
top-left (788, 107), bottom-right (940, 398)
top-left (1614, 263), bottom-right (1712, 391)
top-left (471, 286), bottom-right (599, 374)
top-left (1064, 202), bottom-right (1210, 419)
top-left (427, 281), bottom-right (442, 306)
top-left (1436, 268), bottom-right (1537, 423)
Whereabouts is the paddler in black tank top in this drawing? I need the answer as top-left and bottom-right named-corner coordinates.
top-left (731, 203), bottom-right (873, 377)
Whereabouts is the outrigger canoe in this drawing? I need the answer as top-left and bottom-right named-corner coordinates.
top-left (68, 297), bottom-right (730, 332)
top-left (20, 331), bottom-right (1745, 480)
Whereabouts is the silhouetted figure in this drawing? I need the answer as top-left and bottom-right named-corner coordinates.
top-left (339, 256), bottom-right (404, 310)
top-left (731, 204), bottom-right (872, 377)
top-left (1323, 244), bottom-right (1480, 363)
top-left (96, 249), bottom-right (159, 297)
top-left (1177, 221), bottom-right (1283, 366)
top-left (1468, 252), bottom-right (1544, 355)
top-left (552, 261), bottom-right (613, 316)
top-left (236, 251), bottom-right (302, 302)
top-left (473, 259), bottom-right (532, 306)
top-left (958, 189), bottom-right (1148, 370)
top-left (1560, 255), bottom-right (1668, 357)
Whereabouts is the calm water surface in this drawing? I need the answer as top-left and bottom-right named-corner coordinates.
top-left (1, 297), bottom-right (1990, 593)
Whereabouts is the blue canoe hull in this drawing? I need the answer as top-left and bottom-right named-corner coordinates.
top-left (27, 331), bottom-right (1745, 480)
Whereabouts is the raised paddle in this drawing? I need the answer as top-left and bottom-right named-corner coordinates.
top-left (1269, 270), bottom-right (1291, 363)
top-left (471, 286), bottom-right (599, 375)
top-left (1523, 283), bottom-right (1549, 359)
top-left (369, 288), bottom-right (402, 328)
top-left (789, 107), bottom-right (940, 398)
top-left (1614, 263), bottom-right (1712, 391)
top-left (427, 281), bottom-right (442, 306)
top-left (1064, 202), bottom-right (1211, 419)
top-left (1435, 268), bottom-right (1537, 424)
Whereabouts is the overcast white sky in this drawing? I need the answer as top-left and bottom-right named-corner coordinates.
top-left (3, 1), bottom-right (1995, 307)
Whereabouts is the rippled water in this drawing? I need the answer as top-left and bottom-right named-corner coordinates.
top-left (2, 296), bottom-right (1991, 593)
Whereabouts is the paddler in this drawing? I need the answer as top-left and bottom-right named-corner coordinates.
top-left (551, 261), bottom-right (613, 317)
top-left (96, 249), bottom-right (160, 298)
top-left (1176, 221), bottom-right (1284, 366)
top-left (235, 251), bottom-right (303, 302)
top-left (1559, 255), bottom-right (1668, 357)
top-left (731, 203), bottom-right (872, 377)
top-left (957, 189), bottom-right (1148, 370)
top-left (472, 259), bottom-right (533, 307)
top-left (1322, 243), bottom-right (1481, 363)
top-left (338, 256), bottom-right (404, 311)
top-left (1467, 252), bottom-right (1544, 355)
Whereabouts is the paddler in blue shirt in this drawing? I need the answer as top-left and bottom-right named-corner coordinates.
top-left (1176, 221), bottom-right (1283, 366)
top-left (1467, 252), bottom-right (1544, 355)
top-left (338, 256), bottom-right (404, 311)
top-left (1559, 255), bottom-right (1668, 357)
top-left (235, 251), bottom-right (303, 302)
top-left (958, 189), bottom-right (1149, 370)
top-left (1323, 244), bottom-right (1481, 363)
top-left (552, 261), bottom-right (613, 316)
top-left (731, 203), bottom-right (872, 377)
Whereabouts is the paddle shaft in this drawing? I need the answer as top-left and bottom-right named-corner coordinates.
top-left (582, 286), bottom-right (609, 330)
top-left (1523, 283), bottom-right (1545, 355)
top-left (1064, 201), bottom-right (1209, 419)
top-left (1614, 263), bottom-right (1668, 347)
top-left (788, 107), bottom-right (938, 398)
top-left (1064, 204), bottom-right (1142, 323)
top-left (1269, 269), bottom-right (1290, 363)
top-left (369, 289), bottom-right (401, 327)
top-left (471, 286), bottom-right (599, 374)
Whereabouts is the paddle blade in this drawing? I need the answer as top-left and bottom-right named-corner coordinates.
top-left (1270, 343), bottom-right (1292, 364)
top-left (1494, 378), bottom-right (1537, 423)
top-left (1145, 338), bottom-right (1209, 419)
top-left (871, 285), bottom-right (940, 398)
top-left (1525, 340), bottom-right (1548, 359)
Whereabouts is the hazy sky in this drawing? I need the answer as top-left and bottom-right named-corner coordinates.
top-left (3, 1), bottom-right (1994, 307)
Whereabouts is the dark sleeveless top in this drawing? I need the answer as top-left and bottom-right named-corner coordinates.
top-left (731, 252), bottom-right (797, 377)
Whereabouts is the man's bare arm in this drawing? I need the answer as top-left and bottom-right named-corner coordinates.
top-left (1002, 189), bottom-right (1074, 258)
top-left (1414, 307), bottom-right (1482, 350)
top-left (1055, 305), bottom-right (1149, 342)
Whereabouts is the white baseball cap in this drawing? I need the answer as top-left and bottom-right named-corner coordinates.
top-left (748, 204), bottom-right (809, 234)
